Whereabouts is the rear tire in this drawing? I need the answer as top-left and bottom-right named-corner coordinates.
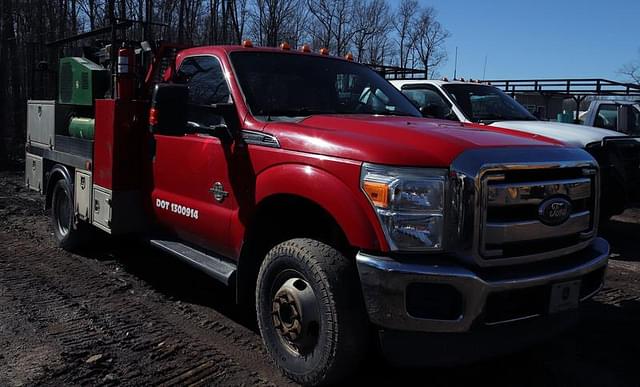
top-left (256, 238), bottom-right (367, 386)
top-left (51, 179), bottom-right (87, 250)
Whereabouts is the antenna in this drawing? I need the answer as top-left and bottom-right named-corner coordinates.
top-left (453, 46), bottom-right (458, 79)
top-left (482, 55), bottom-right (488, 80)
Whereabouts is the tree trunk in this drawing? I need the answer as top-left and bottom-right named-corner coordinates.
top-left (71, 0), bottom-right (77, 34)
top-left (178, 0), bottom-right (185, 43)
top-left (88, 0), bottom-right (96, 30)
top-left (0, 0), bottom-right (8, 167)
top-left (9, 17), bottom-right (23, 161)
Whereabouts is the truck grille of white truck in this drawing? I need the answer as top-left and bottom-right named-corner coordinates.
top-left (477, 166), bottom-right (598, 264)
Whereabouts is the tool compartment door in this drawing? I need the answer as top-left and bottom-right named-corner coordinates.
top-left (27, 100), bottom-right (55, 149)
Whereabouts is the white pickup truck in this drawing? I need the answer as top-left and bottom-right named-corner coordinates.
top-left (390, 79), bottom-right (640, 218)
top-left (580, 100), bottom-right (640, 135)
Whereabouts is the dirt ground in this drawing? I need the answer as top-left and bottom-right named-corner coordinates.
top-left (1, 169), bottom-right (639, 387)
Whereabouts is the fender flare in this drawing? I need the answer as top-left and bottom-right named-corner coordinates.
top-left (253, 163), bottom-right (384, 251)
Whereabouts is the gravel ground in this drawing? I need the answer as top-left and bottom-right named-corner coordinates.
top-left (1, 170), bottom-right (639, 386)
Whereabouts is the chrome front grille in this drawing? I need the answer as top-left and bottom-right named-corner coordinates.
top-left (448, 146), bottom-right (600, 268)
top-left (479, 168), bottom-right (598, 263)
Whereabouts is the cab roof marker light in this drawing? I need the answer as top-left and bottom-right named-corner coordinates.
top-left (280, 41), bottom-right (291, 50)
top-left (300, 44), bottom-right (312, 53)
top-left (345, 52), bottom-right (354, 61)
top-left (319, 48), bottom-right (329, 56)
top-left (242, 39), bottom-right (253, 48)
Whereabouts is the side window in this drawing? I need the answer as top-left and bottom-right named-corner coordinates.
top-left (402, 86), bottom-right (455, 120)
top-left (628, 106), bottom-right (640, 135)
top-left (594, 104), bottom-right (618, 130)
top-left (176, 56), bottom-right (230, 128)
top-left (336, 73), bottom-right (398, 114)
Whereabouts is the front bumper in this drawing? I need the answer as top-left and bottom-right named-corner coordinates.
top-left (356, 237), bottom-right (609, 333)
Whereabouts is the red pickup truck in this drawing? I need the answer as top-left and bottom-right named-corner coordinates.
top-left (25, 43), bottom-right (609, 385)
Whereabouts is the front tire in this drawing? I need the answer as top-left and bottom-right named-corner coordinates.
top-left (256, 239), bottom-right (367, 386)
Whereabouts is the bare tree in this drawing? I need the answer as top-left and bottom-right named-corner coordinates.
top-left (0, 0), bottom-right (10, 166)
top-left (367, 29), bottom-right (393, 65)
top-left (251, 0), bottom-right (309, 47)
top-left (351, 0), bottom-right (391, 62)
top-left (411, 6), bottom-right (450, 78)
top-left (393, 0), bottom-right (417, 68)
top-left (281, 2), bottom-right (309, 48)
top-left (306, 0), bottom-right (355, 55)
top-left (620, 52), bottom-right (640, 84)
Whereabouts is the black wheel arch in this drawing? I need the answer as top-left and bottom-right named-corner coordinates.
top-left (236, 194), bottom-right (354, 307)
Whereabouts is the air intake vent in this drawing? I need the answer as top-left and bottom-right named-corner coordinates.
top-left (81, 72), bottom-right (89, 90)
top-left (59, 62), bottom-right (73, 103)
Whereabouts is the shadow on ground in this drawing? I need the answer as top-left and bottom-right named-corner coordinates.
top-left (78, 221), bottom-right (640, 387)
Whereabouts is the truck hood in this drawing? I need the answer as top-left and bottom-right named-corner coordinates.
top-left (488, 120), bottom-right (625, 148)
top-left (267, 115), bottom-right (561, 167)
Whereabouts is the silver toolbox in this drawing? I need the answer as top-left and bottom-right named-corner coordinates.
top-left (27, 100), bottom-right (55, 149)
top-left (93, 185), bottom-right (112, 233)
top-left (74, 170), bottom-right (92, 222)
top-left (25, 153), bottom-right (43, 193)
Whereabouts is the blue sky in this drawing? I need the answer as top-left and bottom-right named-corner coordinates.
top-left (419, 0), bottom-right (640, 82)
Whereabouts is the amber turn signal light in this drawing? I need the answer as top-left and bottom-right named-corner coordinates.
top-left (363, 181), bottom-right (389, 208)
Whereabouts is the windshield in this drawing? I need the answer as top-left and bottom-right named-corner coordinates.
top-left (442, 84), bottom-right (537, 123)
top-left (230, 51), bottom-right (421, 120)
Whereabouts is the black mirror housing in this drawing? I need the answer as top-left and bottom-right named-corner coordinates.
top-left (421, 104), bottom-right (445, 119)
top-left (150, 83), bottom-right (189, 135)
top-left (211, 102), bottom-right (240, 129)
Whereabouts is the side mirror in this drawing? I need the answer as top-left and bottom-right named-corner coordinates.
top-left (618, 105), bottom-right (630, 134)
top-left (420, 104), bottom-right (445, 119)
top-left (187, 102), bottom-right (239, 132)
top-left (215, 102), bottom-right (240, 131)
top-left (150, 83), bottom-right (188, 135)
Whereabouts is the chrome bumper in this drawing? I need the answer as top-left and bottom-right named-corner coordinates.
top-left (356, 237), bottom-right (609, 333)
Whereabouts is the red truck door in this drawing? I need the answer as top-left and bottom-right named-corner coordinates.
top-left (151, 55), bottom-right (237, 257)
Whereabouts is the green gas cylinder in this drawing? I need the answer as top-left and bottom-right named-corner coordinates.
top-left (69, 117), bottom-right (95, 140)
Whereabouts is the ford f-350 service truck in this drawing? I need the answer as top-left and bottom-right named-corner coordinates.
top-left (25, 41), bottom-right (609, 385)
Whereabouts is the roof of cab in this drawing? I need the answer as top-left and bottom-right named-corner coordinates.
top-left (389, 79), bottom-right (483, 87)
top-left (178, 44), bottom-right (348, 60)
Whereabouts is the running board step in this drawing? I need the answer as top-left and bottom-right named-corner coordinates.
top-left (149, 240), bottom-right (236, 286)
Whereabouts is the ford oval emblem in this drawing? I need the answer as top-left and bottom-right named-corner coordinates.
top-left (538, 197), bottom-right (572, 226)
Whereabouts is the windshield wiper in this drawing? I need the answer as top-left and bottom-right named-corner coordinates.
top-left (370, 110), bottom-right (416, 117)
top-left (262, 107), bottom-right (335, 119)
top-left (477, 115), bottom-right (534, 124)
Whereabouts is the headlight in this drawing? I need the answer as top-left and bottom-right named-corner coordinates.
top-left (361, 163), bottom-right (446, 251)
